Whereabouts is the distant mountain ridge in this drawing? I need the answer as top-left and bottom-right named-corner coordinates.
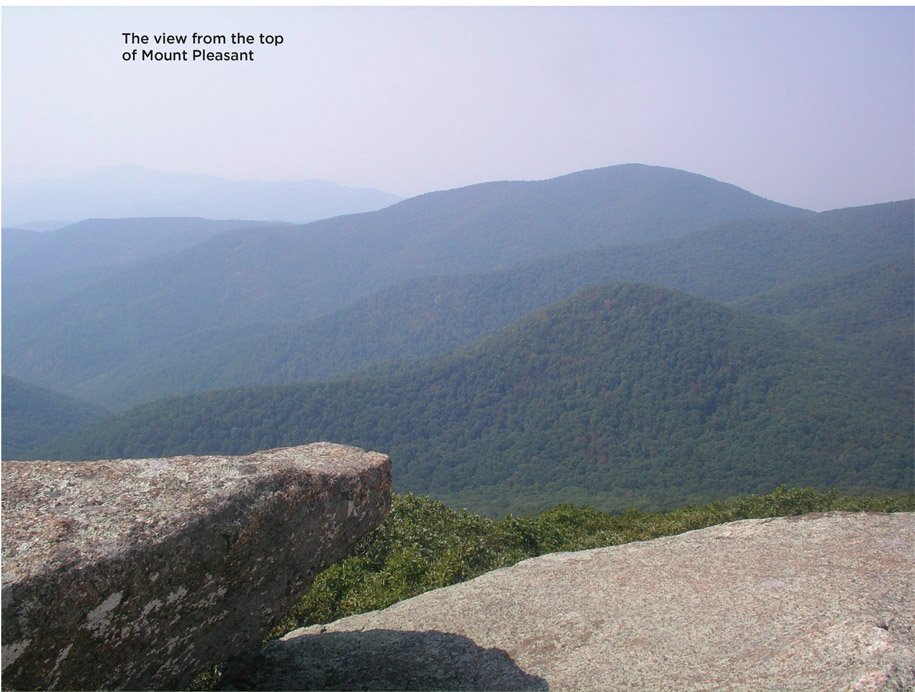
top-left (2, 164), bottom-right (810, 402)
top-left (2, 218), bottom-right (287, 314)
top-left (730, 257), bottom-right (914, 392)
top-left (34, 200), bottom-right (914, 411)
top-left (1, 163), bottom-right (401, 227)
top-left (2, 217), bottom-right (278, 277)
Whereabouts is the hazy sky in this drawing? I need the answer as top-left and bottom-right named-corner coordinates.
top-left (2, 5), bottom-right (913, 211)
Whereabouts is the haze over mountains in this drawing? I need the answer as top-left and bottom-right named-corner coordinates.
top-left (2, 164), bottom-right (401, 229)
top-left (3, 163), bottom-right (912, 515)
top-left (2, 217), bottom-right (292, 312)
top-left (42, 201), bottom-right (911, 411)
top-left (4, 165), bottom-right (806, 400)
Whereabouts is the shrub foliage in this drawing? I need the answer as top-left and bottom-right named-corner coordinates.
top-left (268, 487), bottom-right (914, 638)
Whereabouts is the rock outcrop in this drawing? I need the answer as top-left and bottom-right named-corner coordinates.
top-left (220, 511), bottom-right (915, 692)
top-left (1, 443), bottom-right (391, 691)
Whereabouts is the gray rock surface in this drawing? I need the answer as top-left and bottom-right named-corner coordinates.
top-left (221, 511), bottom-right (914, 692)
top-left (1, 443), bottom-right (391, 691)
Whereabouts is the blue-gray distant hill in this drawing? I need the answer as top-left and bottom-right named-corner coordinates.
top-left (1, 163), bottom-right (401, 228)
top-left (43, 200), bottom-right (913, 410)
top-left (2, 164), bottom-right (807, 402)
top-left (2, 227), bottom-right (44, 256)
top-left (2, 217), bottom-right (287, 312)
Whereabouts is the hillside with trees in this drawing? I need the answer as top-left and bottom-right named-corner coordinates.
top-left (40, 282), bottom-right (912, 516)
top-left (4, 167), bottom-right (911, 521)
top-left (2, 165), bottom-right (807, 403)
top-left (1, 376), bottom-right (111, 460)
top-left (730, 259), bottom-right (913, 393)
top-left (55, 200), bottom-right (914, 410)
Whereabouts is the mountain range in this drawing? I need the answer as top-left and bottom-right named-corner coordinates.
top-left (2, 217), bottom-right (289, 312)
top-left (3, 163), bottom-right (912, 516)
top-left (34, 281), bottom-right (912, 515)
top-left (4, 164), bottom-right (809, 405)
top-left (2, 164), bottom-right (401, 228)
top-left (43, 201), bottom-right (913, 411)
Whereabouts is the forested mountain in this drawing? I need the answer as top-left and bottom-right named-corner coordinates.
top-left (1, 376), bottom-right (111, 460)
top-left (1, 164), bottom-right (400, 227)
top-left (40, 283), bottom-right (912, 516)
top-left (5, 166), bottom-right (910, 520)
top-left (2, 218), bottom-right (287, 313)
top-left (54, 200), bottom-right (914, 410)
top-left (731, 259), bottom-right (914, 392)
top-left (2, 164), bottom-right (808, 402)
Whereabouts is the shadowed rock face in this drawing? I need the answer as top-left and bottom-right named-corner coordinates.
top-left (1, 443), bottom-right (391, 691)
top-left (222, 512), bottom-right (914, 692)
top-left (218, 630), bottom-right (549, 691)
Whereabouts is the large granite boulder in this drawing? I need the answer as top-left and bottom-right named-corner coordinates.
top-left (220, 511), bottom-right (914, 692)
top-left (1, 443), bottom-right (391, 691)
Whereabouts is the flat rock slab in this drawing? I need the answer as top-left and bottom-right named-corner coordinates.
top-left (221, 511), bottom-right (914, 692)
top-left (1, 443), bottom-right (391, 691)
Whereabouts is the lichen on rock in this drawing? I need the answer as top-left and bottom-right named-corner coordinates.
top-left (1, 442), bottom-right (392, 691)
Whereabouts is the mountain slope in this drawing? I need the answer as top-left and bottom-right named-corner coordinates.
top-left (730, 258), bottom-right (914, 391)
top-left (2, 217), bottom-right (280, 281)
top-left (361, 163), bottom-right (809, 273)
top-left (3, 164), bottom-right (809, 398)
top-left (1, 227), bottom-right (43, 258)
top-left (42, 283), bottom-right (912, 515)
top-left (2, 218), bottom-right (287, 314)
top-left (67, 200), bottom-right (914, 410)
top-left (1, 376), bottom-right (111, 459)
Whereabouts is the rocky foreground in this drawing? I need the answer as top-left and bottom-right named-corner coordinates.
top-left (1, 443), bottom-right (391, 691)
top-left (220, 511), bottom-right (914, 692)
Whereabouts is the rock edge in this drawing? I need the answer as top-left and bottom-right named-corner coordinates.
top-left (1, 442), bottom-right (392, 691)
top-left (221, 511), bottom-right (915, 692)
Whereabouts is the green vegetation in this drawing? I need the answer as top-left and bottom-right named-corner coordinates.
top-left (193, 486), bottom-right (914, 690)
top-left (1, 376), bottom-right (111, 459)
top-left (271, 488), bottom-right (915, 637)
top-left (40, 282), bottom-right (913, 515)
top-left (730, 258), bottom-right (914, 396)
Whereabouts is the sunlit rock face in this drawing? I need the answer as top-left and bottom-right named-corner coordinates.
top-left (1, 443), bottom-right (391, 691)
top-left (220, 511), bottom-right (915, 692)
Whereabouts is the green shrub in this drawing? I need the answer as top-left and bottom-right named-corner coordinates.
top-left (268, 487), bottom-right (914, 639)
top-left (191, 486), bottom-right (912, 689)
